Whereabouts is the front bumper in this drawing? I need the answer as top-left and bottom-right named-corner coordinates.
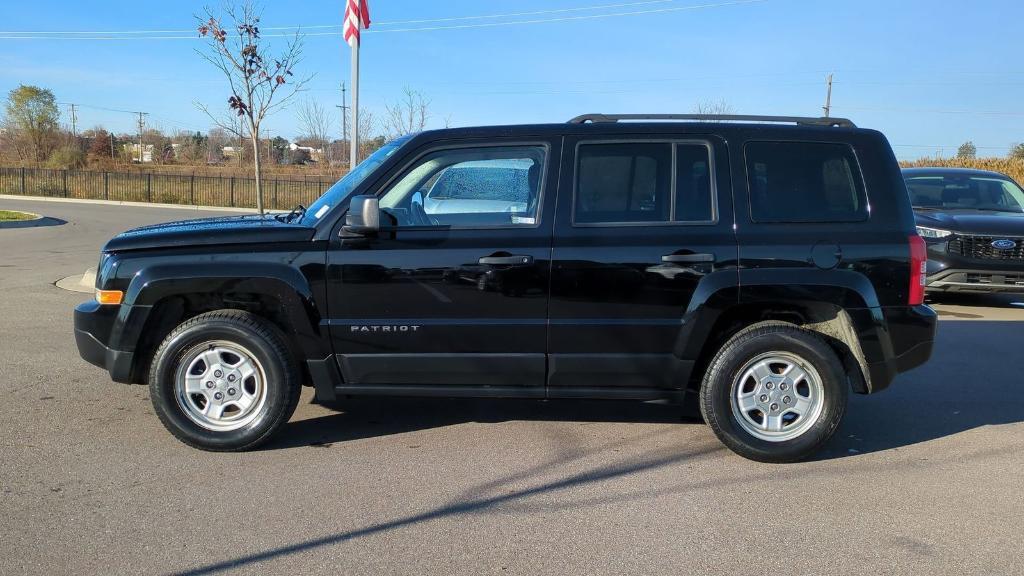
top-left (926, 269), bottom-right (1024, 293)
top-left (74, 300), bottom-right (135, 383)
top-left (925, 240), bottom-right (1024, 293)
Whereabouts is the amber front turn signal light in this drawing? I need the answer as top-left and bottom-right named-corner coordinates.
top-left (96, 289), bottom-right (124, 305)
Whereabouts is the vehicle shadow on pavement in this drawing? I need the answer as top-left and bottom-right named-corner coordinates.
top-left (819, 319), bottom-right (1024, 459)
top-left (270, 319), bottom-right (1024, 460)
top-left (172, 320), bottom-right (1023, 575)
top-left (0, 216), bottom-right (66, 229)
top-left (267, 396), bottom-right (698, 450)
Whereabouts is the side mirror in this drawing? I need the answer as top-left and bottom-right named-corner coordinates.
top-left (342, 195), bottom-right (380, 236)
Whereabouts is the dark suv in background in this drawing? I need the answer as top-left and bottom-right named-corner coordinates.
top-left (74, 114), bottom-right (936, 462)
top-left (904, 167), bottom-right (1024, 293)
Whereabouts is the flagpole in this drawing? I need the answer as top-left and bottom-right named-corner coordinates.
top-left (350, 37), bottom-right (359, 170)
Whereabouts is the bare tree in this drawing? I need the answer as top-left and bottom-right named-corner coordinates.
top-left (327, 107), bottom-right (376, 167)
top-left (206, 127), bottom-right (231, 164)
top-left (172, 129), bottom-right (208, 165)
top-left (383, 87), bottom-right (430, 141)
top-left (694, 99), bottom-right (735, 117)
top-left (296, 99), bottom-right (333, 165)
top-left (196, 1), bottom-right (308, 213)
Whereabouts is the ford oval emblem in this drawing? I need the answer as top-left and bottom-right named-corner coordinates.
top-left (991, 239), bottom-right (1018, 250)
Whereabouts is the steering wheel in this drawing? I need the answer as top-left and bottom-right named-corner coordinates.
top-left (410, 192), bottom-right (438, 226)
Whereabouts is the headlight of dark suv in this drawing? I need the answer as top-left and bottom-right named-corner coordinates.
top-left (916, 226), bottom-right (953, 239)
top-left (95, 252), bottom-right (124, 305)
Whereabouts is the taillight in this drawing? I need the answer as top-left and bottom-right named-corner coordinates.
top-left (908, 235), bottom-right (927, 305)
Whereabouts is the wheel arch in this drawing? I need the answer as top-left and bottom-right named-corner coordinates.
top-left (112, 263), bottom-right (327, 384)
top-left (686, 294), bottom-right (880, 396)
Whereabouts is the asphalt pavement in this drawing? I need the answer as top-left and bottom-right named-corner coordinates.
top-left (1, 197), bottom-right (1022, 576)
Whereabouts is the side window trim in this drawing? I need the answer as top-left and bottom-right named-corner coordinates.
top-left (570, 138), bottom-right (719, 228)
top-left (374, 140), bottom-right (552, 231)
top-left (742, 139), bottom-right (870, 224)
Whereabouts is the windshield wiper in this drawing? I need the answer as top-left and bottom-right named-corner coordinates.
top-left (275, 204), bottom-right (306, 223)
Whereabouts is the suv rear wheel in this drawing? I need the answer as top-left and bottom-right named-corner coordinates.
top-left (700, 321), bottom-right (848, 463)
top-left (148, 310), bottom-right (301, 451)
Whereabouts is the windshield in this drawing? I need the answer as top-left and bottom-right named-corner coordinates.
top-left (906, 174), bottom-right (1024, 213)
top-left (300, 134), bottom-right (414, 225)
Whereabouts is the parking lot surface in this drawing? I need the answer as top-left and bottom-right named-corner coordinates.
top-left (1, 197), bottom-right (1023, 576)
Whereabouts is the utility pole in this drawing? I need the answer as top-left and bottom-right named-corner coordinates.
top-left (110, 132), bottom-right (115, 159)
top-left (136, 112), bottom-right (148, 164)
top-left (336, 83), bottom-right (349, 169)
top-left (67, 104), bottom-right (78, 138)
top-left (822, 73), bottom-right (833, 118)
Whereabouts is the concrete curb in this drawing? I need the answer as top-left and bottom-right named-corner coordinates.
top-left (55, 268), bottom-right (96, 294)
top-left (0, 194), bottom-right (257, 213)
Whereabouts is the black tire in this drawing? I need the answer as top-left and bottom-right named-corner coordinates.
top-left (148, 310), bottom-right (301, 451)
top-left (699, 321), bottom-right (848, 463)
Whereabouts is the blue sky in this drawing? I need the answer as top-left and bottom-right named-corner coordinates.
top-left (0, 0), bottom-right (1022, 159)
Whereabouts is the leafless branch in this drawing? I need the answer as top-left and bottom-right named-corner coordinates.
top-left (193, 0), bottom-right (309, 212)
top-left (383, 87), bottom-right (431, 141)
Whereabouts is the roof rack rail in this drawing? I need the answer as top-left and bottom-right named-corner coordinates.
top-left (567, 113), bottom-right (856, 128)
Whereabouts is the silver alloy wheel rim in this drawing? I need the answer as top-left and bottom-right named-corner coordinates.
top-left (730, 351), bottom-right (825, 442)
top-left (174, 340), bottom-right (268, 432)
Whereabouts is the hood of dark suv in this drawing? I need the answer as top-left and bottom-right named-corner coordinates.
top-left (103, 213), bottom-right (316, 252)
top-left (914, 208), bottom-right (1024, 236)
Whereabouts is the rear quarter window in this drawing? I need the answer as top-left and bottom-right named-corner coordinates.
top-left (745, 141), bottom-right (868, 223)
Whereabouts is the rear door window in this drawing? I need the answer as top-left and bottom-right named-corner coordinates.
top-left (574, 141), bottom-right (715, 225)
top-left (745, 141), bottom-right (868, 223)
top-left (575, 142), bottom-right (672, 224)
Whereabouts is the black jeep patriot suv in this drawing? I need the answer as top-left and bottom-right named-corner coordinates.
top-left (74, 114), bottom-right (936, 462)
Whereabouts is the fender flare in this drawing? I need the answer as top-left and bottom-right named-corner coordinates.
top-left (109, 262), bottom-right (327, 360)
top-left (678, 268), bottom-right (892, 393)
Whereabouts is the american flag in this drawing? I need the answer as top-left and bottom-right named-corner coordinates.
top-left (343, 0), bottom-right (371, 47)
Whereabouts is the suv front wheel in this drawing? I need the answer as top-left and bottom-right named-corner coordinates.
top-left (148, 310), bottom-right (301, 451)
top-left (700, 321), bottom-right (848, 463)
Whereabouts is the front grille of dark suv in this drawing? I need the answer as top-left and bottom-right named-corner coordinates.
top-left (964, 273), bottom-right (1024, 286)
top-left (949, 235), bottom-right (1024, 260)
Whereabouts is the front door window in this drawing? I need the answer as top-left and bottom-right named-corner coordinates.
top-left (379, 145), bottom-right (546, 228)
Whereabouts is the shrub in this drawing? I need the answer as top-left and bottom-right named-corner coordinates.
top-left (46, 145), bottom-right (86, 169)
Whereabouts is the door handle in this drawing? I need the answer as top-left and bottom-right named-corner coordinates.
top-left (479, 255), bottom-right (534, 266)
top-left (661, 253), bottom-right (715, 264)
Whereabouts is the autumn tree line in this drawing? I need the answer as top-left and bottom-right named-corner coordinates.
top-left (0, 83), bottom-right (432, 176)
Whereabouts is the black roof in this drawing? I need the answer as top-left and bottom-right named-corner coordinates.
top-left (410, 119), bottom-right (873, 145)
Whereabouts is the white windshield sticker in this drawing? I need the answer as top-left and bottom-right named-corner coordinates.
top-left (314, 205), bottom-right (330, 219)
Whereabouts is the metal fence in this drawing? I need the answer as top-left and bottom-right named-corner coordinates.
top-left (0, 167), bottom-right (336, 210)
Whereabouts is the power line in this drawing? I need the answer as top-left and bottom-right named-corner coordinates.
top-left (0, 0), bottom-right (684, 34)
top-left (0, 0), bottom-right (766, 40)
top-left (349, 0), bottom-right (686, 26)
top-left (57, 102), bottom-right (140, 115)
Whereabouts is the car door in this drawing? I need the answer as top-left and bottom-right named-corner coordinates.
top-left (547, 135), bottom-right (737, 396)
top-left (326, 137), bottom-right (559, 395)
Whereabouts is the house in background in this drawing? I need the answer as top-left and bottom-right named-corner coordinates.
top-left (126, 143), bottom-right (155, 163)
top-left (289, 142), bottom-right (323, 163)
